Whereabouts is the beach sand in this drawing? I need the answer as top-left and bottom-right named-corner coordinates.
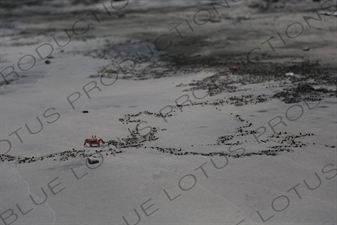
top-left (0, 0), bottom-right (336, 224)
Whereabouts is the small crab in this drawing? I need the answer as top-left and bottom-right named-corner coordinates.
top-left (229, 66), bottom-right (239, 72)
top-left (84, 135), bottom-right (105, 147)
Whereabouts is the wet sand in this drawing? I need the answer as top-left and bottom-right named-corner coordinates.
top-left (0, 1), bottom-right (336, 225)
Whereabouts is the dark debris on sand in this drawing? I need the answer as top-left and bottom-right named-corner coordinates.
top-left (1, 123), bottom-right (159, 164)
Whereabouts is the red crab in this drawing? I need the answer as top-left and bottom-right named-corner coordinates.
top-left (84, 135), bottom-right (105, 147)
top-left (229, 66), bottom-right (239, 72)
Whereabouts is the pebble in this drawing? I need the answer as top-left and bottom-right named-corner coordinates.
top-left (302, 46), bottom-right (310, 51)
